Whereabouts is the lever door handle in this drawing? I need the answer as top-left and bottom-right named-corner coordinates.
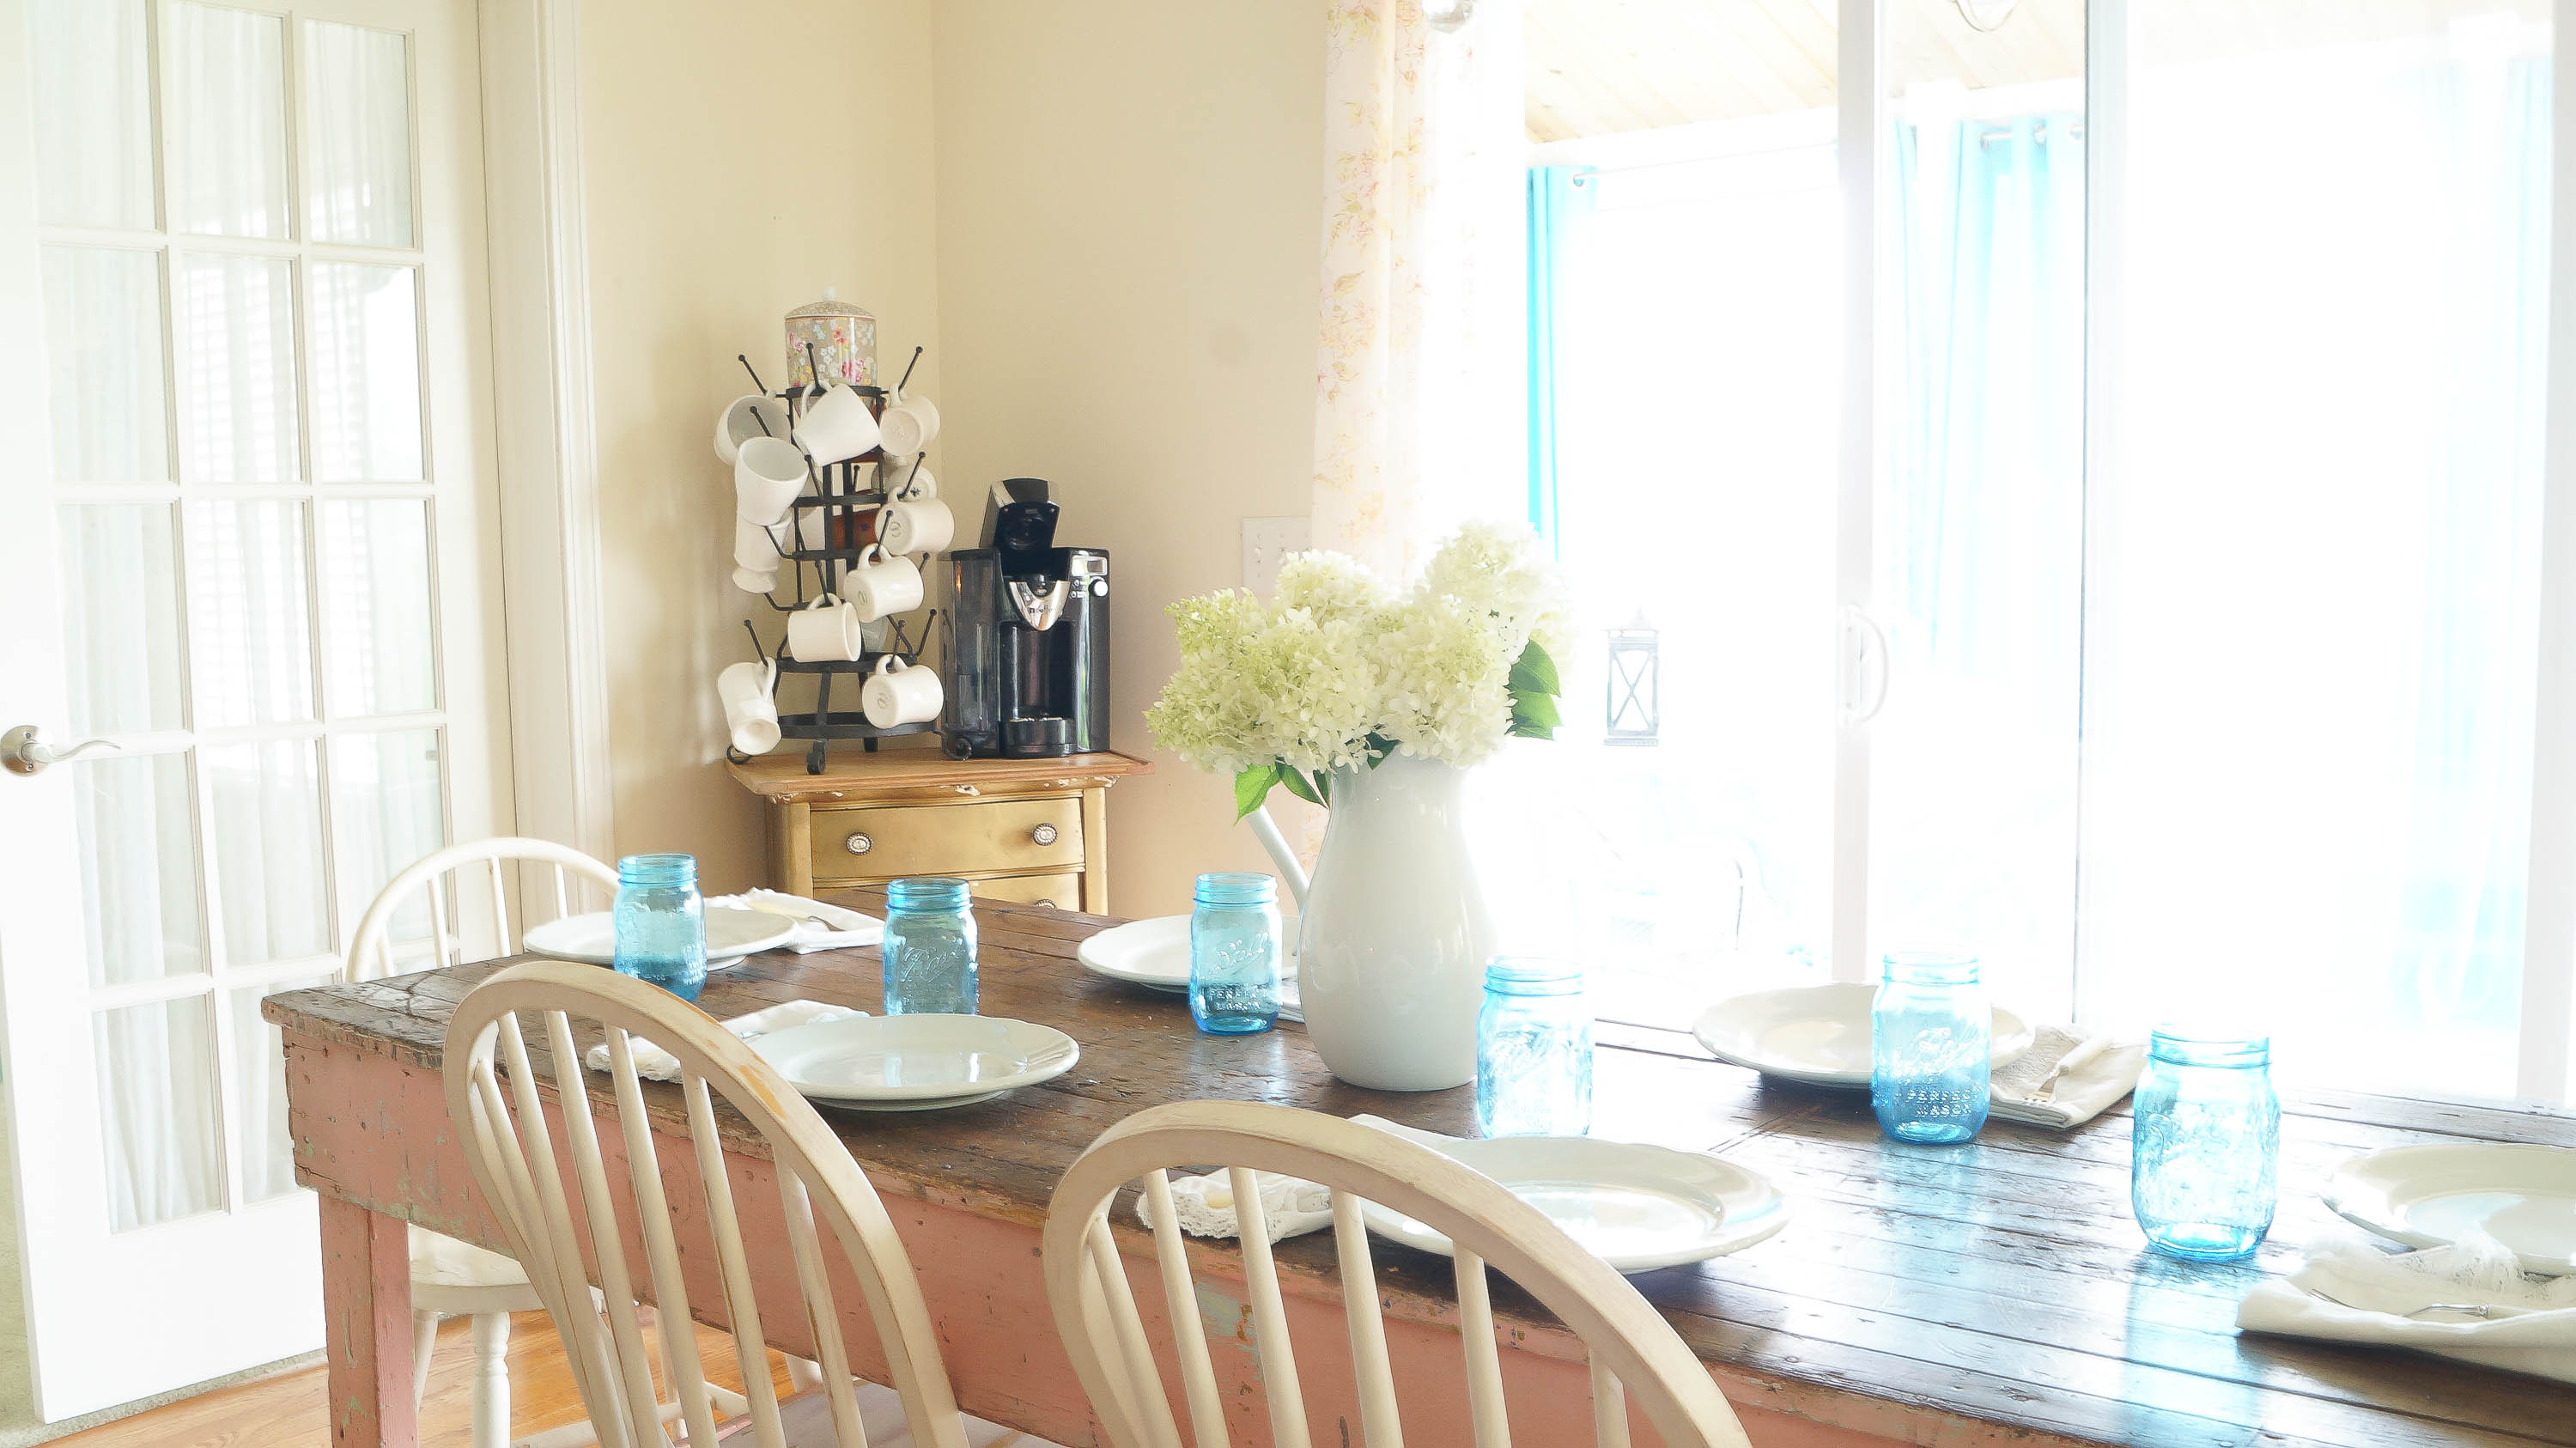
top-left (3, 724), bottom-right (120, 777)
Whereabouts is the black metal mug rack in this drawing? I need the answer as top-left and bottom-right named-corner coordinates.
top-left (726, 348), bottom-right (943, 775)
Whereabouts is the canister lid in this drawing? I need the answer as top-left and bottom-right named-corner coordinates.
top-left (787, 285), bottom-right (874, 320)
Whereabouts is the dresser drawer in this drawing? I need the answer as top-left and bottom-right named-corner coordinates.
top-left (809, 797), bottom-right (1084, 879)
top-left (968, 872), bottom-right (1083, 910)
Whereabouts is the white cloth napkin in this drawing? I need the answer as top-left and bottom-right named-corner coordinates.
top-left (709, 890), bottom-right (883, 952)
top-left (582, 999), bottom-right (862, 1082)
top-left (2238, 1231), bottom-right (2576, 1383)
top-left (1988, 1025), bottom-right (2147, 1129)
top-left (1134, 1114), bottom-right (1447, 1244)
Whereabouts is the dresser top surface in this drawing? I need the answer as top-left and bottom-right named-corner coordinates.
top-left (726, 748), bottom-right (1152, 802)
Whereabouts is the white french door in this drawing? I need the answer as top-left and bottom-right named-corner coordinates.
top-left (0, 0), bottom-right (508, 1418)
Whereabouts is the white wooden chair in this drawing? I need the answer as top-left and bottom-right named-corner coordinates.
top-left (346, 837), bottom-right (619, 1448)
top-left (1042, 1101), bottom-right (1755, 1448)
top-left (444, 958), bottom-right (1043, 1448)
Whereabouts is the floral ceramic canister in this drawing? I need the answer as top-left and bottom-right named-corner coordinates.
top-left (786, 288), bottom-right (877, 389)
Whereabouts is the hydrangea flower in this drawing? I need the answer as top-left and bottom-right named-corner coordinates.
top-left (1149, 522), bottom-right (1571, 814)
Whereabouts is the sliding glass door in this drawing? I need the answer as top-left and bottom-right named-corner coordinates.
top-left (1527, 0), bottom-right (2573, 1102)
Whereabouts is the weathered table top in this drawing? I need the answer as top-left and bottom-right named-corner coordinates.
top-left (267, 893), bottom-right (2576, 1448)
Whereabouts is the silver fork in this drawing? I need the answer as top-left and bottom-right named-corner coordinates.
top-left (2307, 1287), bottom-right (2537, 1319)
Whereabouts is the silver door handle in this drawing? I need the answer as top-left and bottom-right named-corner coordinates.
top-left (3, 725), bottom-right (120, 777)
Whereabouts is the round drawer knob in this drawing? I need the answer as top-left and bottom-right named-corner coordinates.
top-left (842, 832), bottom-right (872, 856)
top-left (1030, 823), bottom-right (1060, 847)
top-left (1036, 898), bottom-right (1059, 910)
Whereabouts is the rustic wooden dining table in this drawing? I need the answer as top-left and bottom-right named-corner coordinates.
top-left (268, 893), bottom-right (2576, 1448)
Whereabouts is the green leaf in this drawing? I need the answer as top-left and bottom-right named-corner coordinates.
top-left (1277, 767), bottom-right (1322, 806)
top-left (1509, 638), bottom-right (1562, 698)
top-left (1364, 732), bottom-right (1395, 768)
top-left (1312, 769), bottom-right (1332, 805)
top-left (1509, 715), bottom-right (1558, 741)
top-left (1514, 691), bottom-right (1562, 729)
top-left (1233, 763), bottom-right (1280, 819)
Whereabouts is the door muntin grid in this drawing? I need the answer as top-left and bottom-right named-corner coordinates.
top-left (29, 0), bottom-right (450, 1231)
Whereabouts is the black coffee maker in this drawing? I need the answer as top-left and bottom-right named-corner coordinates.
top-left (944, 478), bottom-right (1109, 758)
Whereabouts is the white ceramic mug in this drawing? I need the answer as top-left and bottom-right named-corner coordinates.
top-left (716, 659), bottom-right (781, 754)
top-left (785, 593), bottom-right (865, 661)
top-left (878, 496), bottom-right (954, 557)
top-left (735, 511), bottom-right (823, 570)
top-left (713, 394), bottom-right (793, 465)
top-left (846, 544), bottom-right (923, 622)
top-left (880, 457), bottom-right (938, 499)
top-left (876, 388), bottom-right (940, 456)
top-left (732, 563), bottom-right (777, 595)
top-left (861, 654), bottom-right (944, 728)
top-left (794, 383), bottom-right (881, 465)
top-left (735, 435), bottom-right (809, 525)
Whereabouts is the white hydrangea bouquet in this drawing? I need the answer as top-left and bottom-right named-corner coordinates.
top-left (1146, 520), bottom-right (1574, 817)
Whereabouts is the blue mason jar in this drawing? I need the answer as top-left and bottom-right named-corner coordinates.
top-left (1475, 958), bottom-right (1593, 1137)
top-left (611, 853), bottom-right (706, 1001)
top-left (882, 877), bottom-right (976, 1014)
top-left (1871, 951), bottom-right (1990, 1144)
top-left (2132, 1028), bottom-right (2279, 1261)
top-left (1189, 872), bottom-right (1280, 1034)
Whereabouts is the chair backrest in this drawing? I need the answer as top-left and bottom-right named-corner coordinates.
top-left (443, 960), bottom-right (970, 1448)
top-left (1042, 1101), bottom-right (1753, 1448)
top-left (346, 837), bottom-right (618, 982)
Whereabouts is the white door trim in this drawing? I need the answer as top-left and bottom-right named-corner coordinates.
top-left (477, 0), bottom-right (615, 867)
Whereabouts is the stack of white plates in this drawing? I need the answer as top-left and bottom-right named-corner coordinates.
top-left (749, 1014), bottom-right (1078, 1112)
top-left (2324, 1142), bottom-right (2576, 1275)
top-left (1690, 982), bottom-right (2032, 1087)
top-left (1358, 1135), bottom-right (1789, 1273)
top-left (1077, 915), bottom-right (1299, 995)
top-left (525, 907), bottom-right (799, 972)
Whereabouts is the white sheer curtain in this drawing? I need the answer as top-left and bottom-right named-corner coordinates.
top-left (1310, 0), bottom-right (1525, 578)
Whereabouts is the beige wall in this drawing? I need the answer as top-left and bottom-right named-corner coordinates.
top-left (582, 0), bottom-right (944, 891)
top-left (930, 0), bottom-right (1325, 917)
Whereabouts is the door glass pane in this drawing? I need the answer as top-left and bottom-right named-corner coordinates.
top-left (318, 501), bottom-right (434, 716)
top-left (203, 739), bottom-right (330, 964)
top-left (308, 265), bottom-right (423, 482)
top-left (1515, 0), bottom-right (1843, 1019)
top-left (2079, 2), bottom-right (2552, 1096)
top-left (26, 0), bottom-right (154, 229)
top-left (42, 246), bottom-right (169, 484)
top-left (185, 501), bottom-right (314, 727)
top-left (300, 21), bottom-right (414, 247)
top-left (1873, 0), bottom-right (2086, 1019)
top-left (228, 973), bottom-right (333, 1204)
top-left (330, 728), bottom-right (443, 953)
top-left (164, 1), bottom-right (290, 239)
top-left (73, 752), bottom-right (205, 988)
top-left (173, 252), bottom-right (300, 484)
top-left (58, 504), bottom-right (185, 737)
top-left (94, 996), bottom-right (223, 1232)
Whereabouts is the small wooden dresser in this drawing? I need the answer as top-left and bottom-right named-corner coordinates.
top-left (727, 750), bottom-right (1152, 912)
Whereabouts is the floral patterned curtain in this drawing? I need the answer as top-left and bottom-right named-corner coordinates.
top-left (1312, 0), bottom-right (1525, 581)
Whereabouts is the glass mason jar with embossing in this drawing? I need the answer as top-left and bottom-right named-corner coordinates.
top-left (611, 853), bottom-right (706, 1001)
top-left (1475, 958), bottom-right (1593, 1138)
top-left (1871, 951), bottom-right (1990, 1144)
top-left (1189, 872), bottom-right (1282, 1035)
top-left (881, 877), bottom-right (977, 1014)
top-left (2131, 1028), bottom-right (2279, 1261)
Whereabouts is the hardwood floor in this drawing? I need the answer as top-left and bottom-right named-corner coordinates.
top-left (53, 1310), bottom-right (794, 1448)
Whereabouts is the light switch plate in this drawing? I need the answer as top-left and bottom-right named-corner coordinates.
top-left (1242, 516), bottom-right (1312, 596)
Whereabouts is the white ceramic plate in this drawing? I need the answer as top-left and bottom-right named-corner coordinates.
top-left (1691, 983), bottom-right (2033, 1088)
top-left (524, 907), bottom-right (799, 971)
top-left (2324, 1143), bottom-right (2576, 1275)
top-left (749, 1013), bottom-right (1078, 1109)
top-left (1078, 914), bottom-right (1299, 994)
top-left (1358, 1135), bottom-right (1787, 1273)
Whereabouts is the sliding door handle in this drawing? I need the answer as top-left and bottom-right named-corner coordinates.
top-left (1840, 608), bottom-right (1891, 725)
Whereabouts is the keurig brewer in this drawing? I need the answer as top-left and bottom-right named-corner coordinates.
top-left (944, 478), bottom-right (1109, 758)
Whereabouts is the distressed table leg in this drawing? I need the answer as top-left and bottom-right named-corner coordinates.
top-left (321, 1194), bottom-right (418, 1448)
